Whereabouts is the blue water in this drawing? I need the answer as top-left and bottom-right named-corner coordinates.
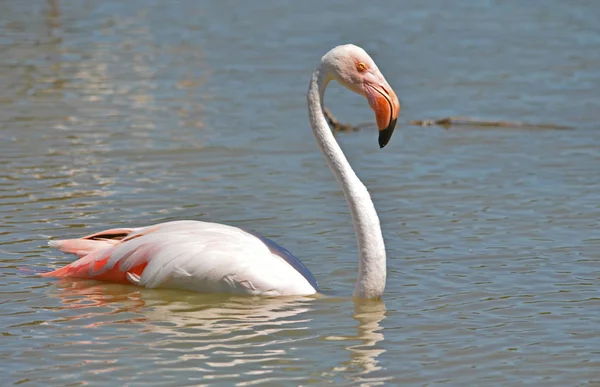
top-left (1, 0), bottom-right (599, 385)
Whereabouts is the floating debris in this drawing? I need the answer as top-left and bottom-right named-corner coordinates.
top-left (324, 109), bottom-right (574, 132)
top-left (409, 116), bottom-right (573, 130)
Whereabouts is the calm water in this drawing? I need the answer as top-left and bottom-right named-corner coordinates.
top-left (1, 0), bottom-right (600, 385)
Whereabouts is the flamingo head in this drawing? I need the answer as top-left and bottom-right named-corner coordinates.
top-left (321, 44), bottom-right (400, 148)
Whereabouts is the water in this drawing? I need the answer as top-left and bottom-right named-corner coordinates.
top-left (1, 0), bottom-right (599, 385)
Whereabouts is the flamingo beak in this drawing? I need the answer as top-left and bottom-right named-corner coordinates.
top-left (364, 76), bottom-right (400, 148)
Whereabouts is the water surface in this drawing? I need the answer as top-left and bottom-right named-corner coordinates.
top-left (1, 0), bottom-right (599, 385)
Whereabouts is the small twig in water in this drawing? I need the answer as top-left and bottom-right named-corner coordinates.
top-left (324, 108), bottom-right (573, 132)
top-left (324, 108), bottom-right (355, 132)
top-left (324, 108), bottom-right (372, 133)
top-left (409, 116), bottom-right (573, 130)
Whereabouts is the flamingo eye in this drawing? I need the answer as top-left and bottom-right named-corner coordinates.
top-left (356, 62), bottom-right (368, 73)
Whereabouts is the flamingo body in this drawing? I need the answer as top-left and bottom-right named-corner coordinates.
top-left (44, 221), bottom-right (318, 296)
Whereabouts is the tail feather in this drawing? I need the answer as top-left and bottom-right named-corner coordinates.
top-left (81, 228), bottom-right (135, 241)
top-left (48, 227), bottom-right (136, 258)
top-left (48, 238), bottom-right (119, 258)
top-left (41, 248), bottom-right (147, 284)
top-left (44, 225), bottom-right (152, 285)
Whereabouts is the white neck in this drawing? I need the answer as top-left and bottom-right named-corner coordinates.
top-left (307, 65), bottom-right (387, 299)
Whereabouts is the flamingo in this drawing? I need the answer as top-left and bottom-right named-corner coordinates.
top-left (43, 44), bottom-right (400, 299)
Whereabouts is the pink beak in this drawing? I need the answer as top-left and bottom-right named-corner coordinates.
top-left (364, 76), bottom-right (400, 148)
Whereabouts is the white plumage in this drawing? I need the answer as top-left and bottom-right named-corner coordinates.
top-left (47, 221), bottom-right (317, 296)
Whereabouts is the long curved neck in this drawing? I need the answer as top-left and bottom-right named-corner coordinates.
top-left (308, 66), bottom-right (386, 299)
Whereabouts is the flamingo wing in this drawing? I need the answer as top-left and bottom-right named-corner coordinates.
top-left (44, 221), bottom-right (318, 296)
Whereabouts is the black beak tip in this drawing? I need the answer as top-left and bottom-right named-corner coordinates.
top-left (378, 118), bottom-right (397, 148)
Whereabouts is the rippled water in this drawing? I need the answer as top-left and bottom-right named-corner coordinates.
top-left (2, 0), bottom-right (600, 385)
